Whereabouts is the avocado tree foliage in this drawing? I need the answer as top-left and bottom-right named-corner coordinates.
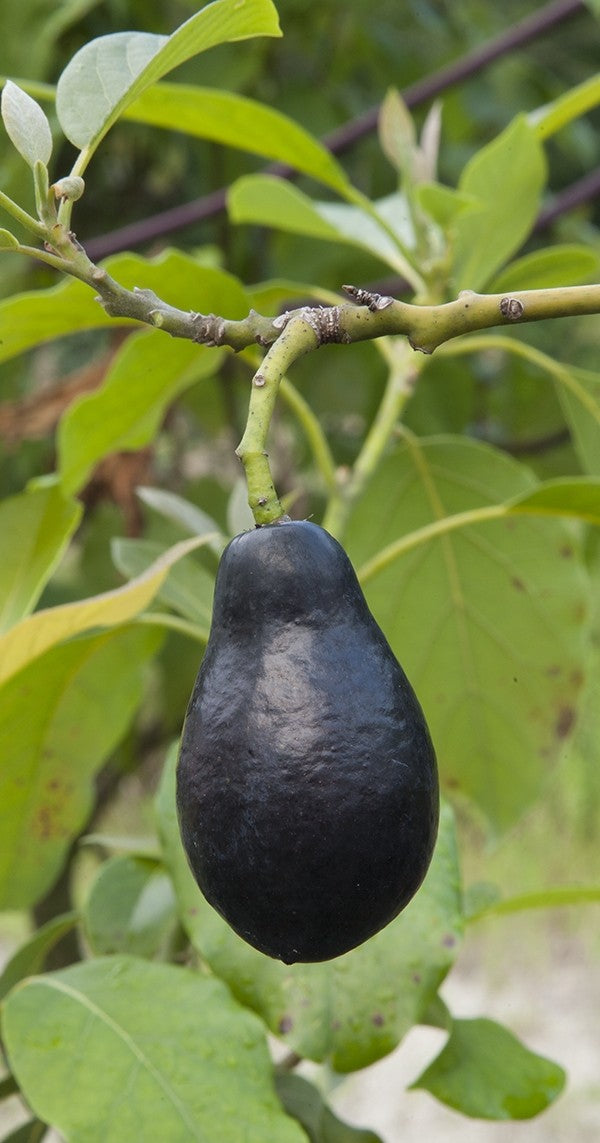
top-left (0, 0), bottom-right (599, 1139)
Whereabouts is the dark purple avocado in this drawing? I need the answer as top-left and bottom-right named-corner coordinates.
top-left (176, 519), bottom-right (438, 964)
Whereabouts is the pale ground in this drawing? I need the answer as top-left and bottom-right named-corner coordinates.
top-left (330, 926), bottom-right (600, 1143)
top-left (1, 923), bottom-right (598, 1141)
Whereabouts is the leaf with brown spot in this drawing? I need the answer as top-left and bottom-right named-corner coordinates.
top-left (0, 625), bottom-right (161, 910)
top-left (555, 707), bottom-right (576, 739)
top-left (346, 437), bottom-right (593, 833)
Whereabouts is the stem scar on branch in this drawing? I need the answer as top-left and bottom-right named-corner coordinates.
top-left (500, 296), bottom-right (525, 321)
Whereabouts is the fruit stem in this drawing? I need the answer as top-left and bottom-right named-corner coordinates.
top-left (236, 316), bottom-right (318, 525)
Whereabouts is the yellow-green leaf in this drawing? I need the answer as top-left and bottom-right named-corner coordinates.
top-left (0, 484), bottom-right (81, 633)
top-left (0, 533), bottom-right (216, 687)
top-left (530, 73), bottom-right (600, 140)
top-left (0, 227), bottom-right (19, 248)
top-left (0, 626), bottom-right (161, 909)
top-left (488, 245), bottom-right (600, 292)
top-left (127, 83), bottom-right (348, 193)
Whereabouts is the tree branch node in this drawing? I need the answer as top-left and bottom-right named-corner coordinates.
top-left (300, 304), bottom-right (351, 344)
top-left (190, 311), bottom-right (227, 347)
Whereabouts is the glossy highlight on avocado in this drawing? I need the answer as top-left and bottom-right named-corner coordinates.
top-left (176, 519), bottom-right (439, 964)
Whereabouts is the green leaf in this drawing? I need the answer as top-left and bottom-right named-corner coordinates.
top-left (83, 856), bottom-right (178, 958)
top-left (0, 248), bottom-right (248, 365)
top-left (452, 116), bottom-right (547, 291)
top-left (136, 485), bottom-right (225, 556)
top-left (0, 261), bottom-right (134, 365)
top-left (378, 88), bottom-right (416, 178)
top-left (0, 533), bottom-right (215, 687)
top-left (55, 0), bottom-right (281, 156)
top-left (530, 73), bottom-right (600, 140)
top-left (246, 278), bottom-right (338, 313)
top-left (1, 81), bottom-right (52, 167)
top-left (357, 478), bottom-right (600, 568)
top-left (229, 175), bottom-right (344, 241)
top-left (508, 477), bottom-right (600, 523)
top-left (57, 330), bottom-right (218, 495)
top-left (443, 335), bottom-right (600, 479)
top-left (411, 1017), bottom-right (566, 1119)
top-left (555, 366), bottom-right (600, 476)
top-left (421, 992), bottom-right (452, 1031)
top-left (318, 194), bottom-right (415, 269)
top-left (2, 956), bottom-right (306, 1143)
top-left (226, 478), bottom-right (256, 535)
top-left (0, 227), bottom-right (19, 248)
top-left (488, 244), bottom-right (600, 292)
top-left (415, 183), bottom-right (479, 231)
top-left (127, 83), bottom-right (348, 193)
top-left (112, 537), bottom-right (215, 625)
top-left (345, 435), bottom-right (592, 833)
top-left (0, 625), bottom-right (162, 910)
top-left (79, 833), bottom-right (160, 858)
top-left (276, 1074), bottom-right (383, 1143)
top-left (0, 913), bottom-right (78, 1003)
top-left (157, 746), bottom-right (462, 1073)
top-left (229, 177), bottom-right (414, 272)
top-left (0, 484), bottom-right (82, 633)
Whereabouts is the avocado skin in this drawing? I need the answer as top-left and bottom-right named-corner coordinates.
top-left (176, 520), bottom-right (438, 964)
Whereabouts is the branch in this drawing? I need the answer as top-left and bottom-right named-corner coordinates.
top-left (389, 284), bottom-right (600, 353)
top-left (9, 220), bottom-right (600, 361)
top-left (6, 226), bottom-right (598, 530)
top-left (59, 251), bottom-right (600, 355)
top-left (534, 165), bottom-right (600, 231)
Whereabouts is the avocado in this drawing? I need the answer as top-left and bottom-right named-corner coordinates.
top-left (176, 519), bottom-right (438, 964)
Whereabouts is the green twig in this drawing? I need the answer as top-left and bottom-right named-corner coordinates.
top-left (33, 160), bottom-right (56, 228)
top-left (322, 338), bottom-right (425, 540)
top-left (96, 280), bottom-right (600, 354)
top-left (236, 316), bottom-right (318, 524)
top-left (1, 215), bottom-right (598, 353)
top-left (358, 502), bottom-right (507, 583)
top-left (467, 884), bottom-right (600, 923)
top-left (16, 243), bottom-right (77, 275)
